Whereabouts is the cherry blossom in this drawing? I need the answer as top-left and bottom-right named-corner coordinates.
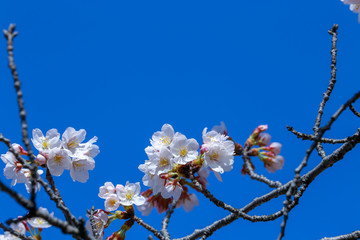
top-left (161, 181), bottom-right (182, 201)
top-left (170, 133), bottom-right (199, 165)
top-left (105, 194), bottom-right (121, 211)
top-left (31, 128), bottom-right (61, 153)
top-left (69, 157), bottom-right (95, 183)
top-left (116, 182), bottom-right (146, 206)
top-left (176, 193), bottom-right (199, 212)
top-left (202, 128), bottom-right (235, 174)
top-left (28, 207), bottom-right (53, 228)
top-left (150, 124), bottom-right (175, 149)
top-left (99, 182), bottom-right (116, 199)
top-left (47, 148), bottom-right (71, 176)
top-left (1, 151), bottom-right (27, 187)
top-left (61, 127), bottom-right (87, 154)
top-left (212, 121), bottom-right (228, 135)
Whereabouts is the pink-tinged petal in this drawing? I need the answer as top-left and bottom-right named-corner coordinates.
top-left (133, 195), bottom-right (146, 206)
top-left (161, 124), bottom-right (174, 138)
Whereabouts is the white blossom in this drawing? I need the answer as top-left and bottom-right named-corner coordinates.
top-left (104, 194), bottom-right (121, 211)
top-left (150, 124), bottom-right (175, 149)
top-left (202, 128), bottom-right (234, 174)
top-left (24, 169), bottom-right (43, 193)
top-left (1, 151), bottom-right (27, 186)
top-left (98, 182), bottom-right (116, 199)
top-left (177, 194), bottom-right (199, 212)
top-left (161, 181), bottom-right (182, 201)
top-left (170, 133), bottom-right (199, 165)
top-left (28, 207), bottom-right (52, 228)
top-left (61, 127), bottom-right (87, 154)
top-left (212, 121), bottom-right (228, 135)
top-left (148, 147), bottom-right (174, 174)
top-left (137, 200), bottom-right (153, 216)
top-left (69, 157), bottom-right (95, 183)
top-left (31, 128), bottom-right (61, 152)
top-left (116, 181), bottom-right (146, 206)
top-left (47, 148), bottom-right (71, 176)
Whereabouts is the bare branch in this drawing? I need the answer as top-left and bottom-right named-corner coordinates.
top-left (286, 126), bottom-right (356, 144)
top-left (313, 24), bottom-right (339, 134)
top-left (0, 223), bottom-right (34, 240)
top-left (161, 200), bottom-right (177, 240)
top-left (322, 231), bottom-right (360, 240)
top-left (242, 154), bottom-right (282, 188)
top-left (134, 216), bottom-right (165, 240)
top-left (45, 167), bottom-right (78, 226)
top-left (3, 23), bottom-right (37, 212)
top-left (349, 104), bottom-right (360, 118)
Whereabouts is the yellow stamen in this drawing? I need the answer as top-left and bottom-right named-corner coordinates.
top-left (54, 155), bottom-right (63, 165)
top-left (209, 152), bottom-right (220, 161)
top-left (73, 162), bottom-right (85, 171)
top-left (160, 136), bottom-right (170, 145)
top-left (125, 192), bottom-right (134, 200)
top-left (179, 147), bottom-right (188, 157)
top-left (159, 157), bottom-right (169, 167)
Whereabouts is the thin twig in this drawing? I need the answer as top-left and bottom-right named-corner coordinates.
top-left (349, 104), bottom-right (360, 118)
top-left (322, 231), bottom-right (360, 240)
top-left (242, 154), bottom-right (282, 188)
top-left (45, 167), bottom-right (77, 226)
top-left (3, 23), bottom-right (37, 212)
top-left (0, 223), bottom-right (34, 240)
top-left (133, 216), bottom-right (165, 240)
top-left (313, 24), bottom-right (339, 134)
top-left (286, 126), bottom-right (356, 144)
top-left (161, 200), bottom-right (177, 240)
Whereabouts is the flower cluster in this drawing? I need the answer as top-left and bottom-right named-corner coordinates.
top-left (245, 125), bottom-right (284, 173)
top-left (1, 144), bottom-right (43, 193)
top-left (1, 127), bottom-right (99, 193)
top-left (136, 123), bottom-right (235, 215)
top-left (87, 122), bottom-right (285, 238)
top-left (139, 124), bottom-right (200, 202)
top-left (341, 0), bottom-right (360, 22)
top-left (33, 127), bottom-right (99, 183)
top-left (0, 207), bottom-right (52, 240)
top-left (98, 181), bottom-right (146, 212)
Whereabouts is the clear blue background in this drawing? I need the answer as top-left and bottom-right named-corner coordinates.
top-left (0, 1), bottom-right (360, 239)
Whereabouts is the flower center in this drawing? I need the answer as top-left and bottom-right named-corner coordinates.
top-left (179, 147), bottom-right (188, 157)
top-left (73, 161), bottom-right (85, 171)
top-left (42, 139), bottom-right (50, 149)
top-left (54, 155), bottom-right (63, 165)
top-left (209, 151), bottom-right (220, 161)
top-left (159, 157), bottom-right (169, 167)
top-left (67, 138), bottom-right (79, 150)
top-left (125, 191), bottom-right (134, 200)
top-left (160, 136), bottom-right (170, 145)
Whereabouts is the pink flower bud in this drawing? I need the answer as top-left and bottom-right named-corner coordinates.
top-left (257, 124), bottom-right (268, 131)
top-left (257, 133), bottom-right (271, 146)
top-left (264, 155), bottom-right (284, 173)
top-left (268, 142), bottom-right (282, 155)
top-left (200, 144), bottom-right (209, 154)
top-left (36, 154), bottom-right (47, 166)
top-left (12, 143), bottom-right (28, 155)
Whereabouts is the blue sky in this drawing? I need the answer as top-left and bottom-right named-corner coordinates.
top-left (0, 1), bottom-right (360, 239)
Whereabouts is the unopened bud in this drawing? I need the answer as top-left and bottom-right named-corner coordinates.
top-left (36, 154), bottom-right (47, 166)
